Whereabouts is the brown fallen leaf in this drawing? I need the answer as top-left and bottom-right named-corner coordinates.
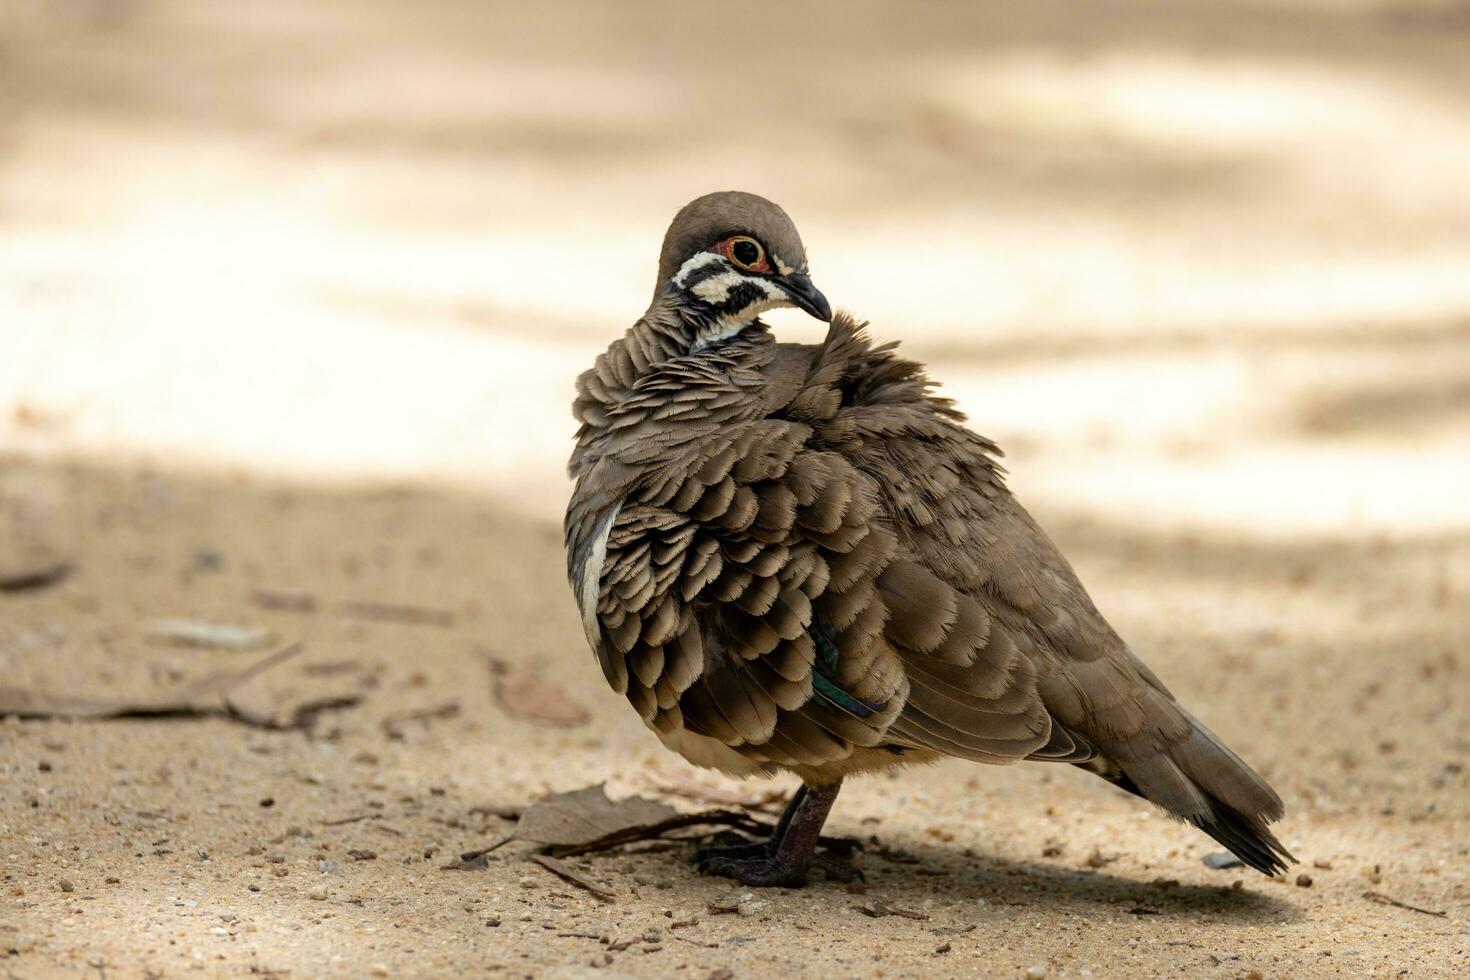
top-left (441, 784), bottom-right (788, 869)
top-left (527, 854), bottom-right (617, 901)
top-left (515, 784), bottom-right (678, 848)
top-left (0, 643), bottom-right (354, 732)
top-left (490, 659), bottom-right (590, 727)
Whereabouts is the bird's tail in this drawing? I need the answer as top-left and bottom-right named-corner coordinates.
top-left (1080, 706), bottom-right (1294, 876)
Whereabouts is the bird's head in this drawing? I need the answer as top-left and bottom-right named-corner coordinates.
top-left (656, 191), bottom-right (831, 351)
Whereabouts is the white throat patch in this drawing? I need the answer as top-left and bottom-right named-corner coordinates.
top-left (671, 252), bottom-right (790, 352)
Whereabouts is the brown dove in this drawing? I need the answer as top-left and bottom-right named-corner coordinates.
top-left (565, 191), bottom-right (1292, 886)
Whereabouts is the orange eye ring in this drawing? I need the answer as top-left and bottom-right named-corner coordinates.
top-left (718, 235), bottom-right (771, 274)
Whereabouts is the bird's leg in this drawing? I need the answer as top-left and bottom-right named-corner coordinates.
top-left (693, 785), bottom-right (809, 863)
top-left (694, 781), bottom-right (861, 887)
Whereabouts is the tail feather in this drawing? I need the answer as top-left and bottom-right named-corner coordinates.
top-left (1080, 710), bottom-right (1294, 876)
top-left (1092, 767), bottom-right (1294, 876)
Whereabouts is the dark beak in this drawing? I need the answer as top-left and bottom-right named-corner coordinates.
top-left (778, 273), bottom-right (832, 322)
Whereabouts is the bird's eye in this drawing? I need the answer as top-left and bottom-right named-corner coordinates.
top-left (721, 236), bottom-right (769, 272)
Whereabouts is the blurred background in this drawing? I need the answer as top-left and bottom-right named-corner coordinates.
top-left (3, 1), bottom-right (1468, 976)
top-left (6, 0), bottom-right (1470, 528)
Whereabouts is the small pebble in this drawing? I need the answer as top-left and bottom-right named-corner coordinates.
top-left (518, 876), bottom-right (538, 889)
top-left (370, 964), bottom-right (389, 977)
top-left (259, 797), bottom-right (275, 808)
top-left (708, 892), bottom-right (755, 914)
top-left (308, 884), bottom-right (329, 901)
top-left (1025, 967), bottom-right (1047, 980)
top-left (735, 898), bottom-right (770, 917)
top-left (1295, 874), bottom-right (1313, 888)
top-left (58, 879), bottom-right (75, 893)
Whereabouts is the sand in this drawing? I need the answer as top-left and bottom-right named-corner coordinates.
top-left (3, 459), bottom-right (1466, 978)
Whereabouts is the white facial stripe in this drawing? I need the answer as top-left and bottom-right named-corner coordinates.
top-left (773, 254), bottom-right (795, 276)
top-left (671, 251), bottom-right (722, 288)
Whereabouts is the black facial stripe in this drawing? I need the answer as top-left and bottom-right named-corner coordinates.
top-left (679, 258), bottom-right (727, 289)
top-left (708, 280), bottom-right (769, 316)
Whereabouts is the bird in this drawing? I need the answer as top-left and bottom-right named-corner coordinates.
top-left (564, 190), bottom-right (1293, 887)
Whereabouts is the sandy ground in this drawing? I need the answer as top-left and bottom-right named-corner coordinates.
top-left (4, 0), bottom-right (1470, 977)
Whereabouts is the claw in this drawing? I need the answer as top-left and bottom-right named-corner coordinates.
top-left (689, 781), bottom-right (856, 888)
top-left (694, 841), bottom-right (863, 888)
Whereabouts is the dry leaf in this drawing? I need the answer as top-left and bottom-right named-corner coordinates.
top-left (0, 644), bottom-right (353, 731)
top-left (515, 784), bottom-right (677, 848)
top-left (439, 784), bottom-right (789, 871)
top-left (491, 662), bottom-right (590, 727)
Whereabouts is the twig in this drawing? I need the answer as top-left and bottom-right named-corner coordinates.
top-left (1362, 891), bottom-right (1447, 917)
top-left (320, 813), bottom-right (380, 827)
top-left (547, 810), bottom-right (774, 857)
top-left (0, 643), bottom-right (308, 724)
top-left (853, 900), bottom-right (929, 921)
top-left (340, 600), bottom-right (455, 628)
top-left (251, 589), bottom-right (319, 613)
top-left (0, 560), bottom-right (72, 593)
top-left (441, 837), bottom-right (514, 870)
top-left (461, 838), bottom-right (514, 861)
top-left (225, 692), bottom-right (360, 731)
top-left (528, 854), bottom-right (617, 901)
top-left (672, 935), bottom-right (721, 949)
top-left (381, 701), bottom-right (461, 740)
top-left (144, 619), bottom-right (274, 651)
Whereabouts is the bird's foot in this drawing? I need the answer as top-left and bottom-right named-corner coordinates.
top-left (694, 842), bottom-right (864, 888)
top-left (814, 833), bottom-right (864, 857)
top-left (691, 834), bottom-right (771, 866)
